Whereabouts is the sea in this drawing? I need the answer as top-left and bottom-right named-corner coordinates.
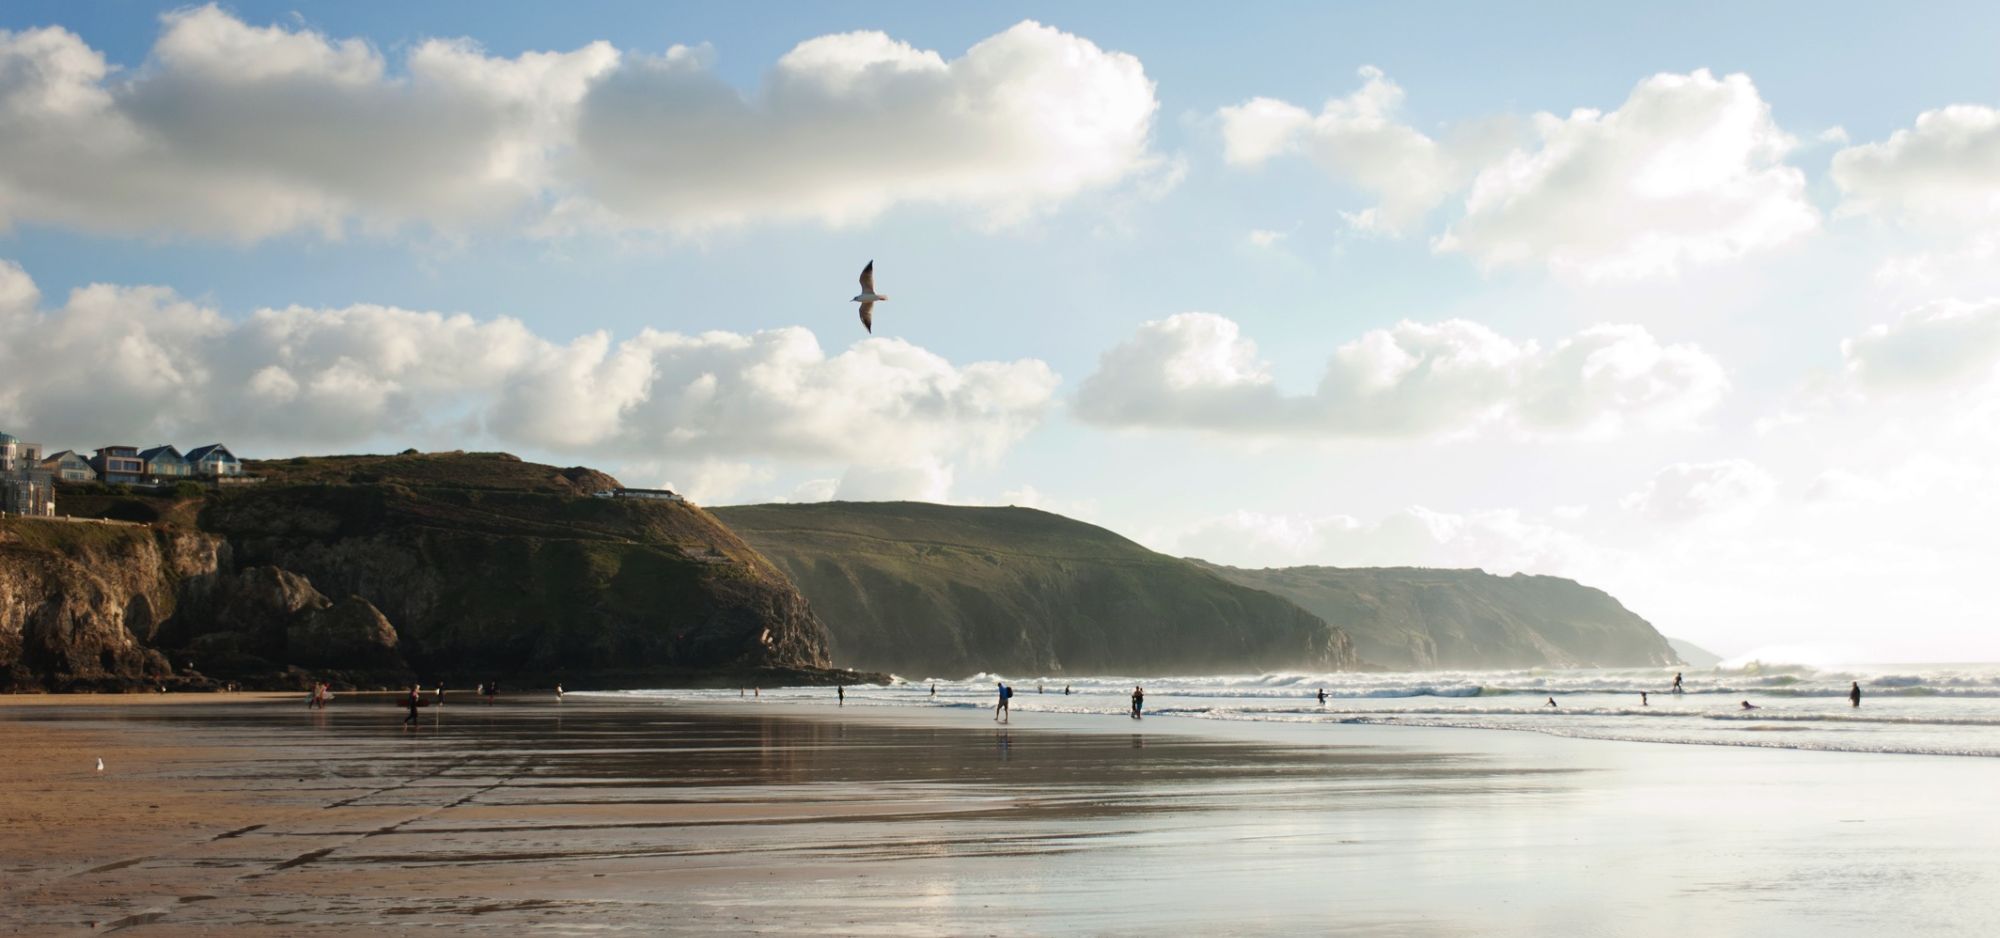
top-left (606, 663), bottom-right (2000, 759)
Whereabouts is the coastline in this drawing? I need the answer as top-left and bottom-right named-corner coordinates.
top-left (4, 694), bottom-right (1997, 935)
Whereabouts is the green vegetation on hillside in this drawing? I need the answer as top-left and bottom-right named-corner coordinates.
top-left (713, 501), bottom-right (1358, 677)
top-left (1194, 562), bottom-right (1680, 670)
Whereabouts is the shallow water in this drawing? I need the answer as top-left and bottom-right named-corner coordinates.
top-left (611, 663), bottom-right (2000, 758)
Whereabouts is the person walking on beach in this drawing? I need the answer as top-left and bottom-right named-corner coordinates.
top-left (402, 684), bottom-right (422, 728)
top-left (1131, 685), bottom-right (1144, 720)
top-left (556, 683), bottom-right (565, 701)
top-left (485, 681), bottom-right (498, 704)
top-left (1672, 672), bottom-right (1684, 695)
top-left (837, 685), bottom-right (845, 706)
top-left (435, 684), bottom-right (445, 707)
top-left (995, 683), bottom-right (1012, 723)
top-left (307, 682), bottom-right (321, 709)
top-left (1850, 681), bottom-right (1862, 708)
top-left (1064, 685), bottom-right (1070, 695)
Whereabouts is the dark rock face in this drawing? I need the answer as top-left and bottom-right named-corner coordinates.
top-left (206, 566), bottom-right (327, 649)
top-left (290, 596), bottom-right (401, 669)
top-left (1194, 563), bottom-right (1682, 670)
top-left (714, 502), bottom-right (1359, 678)
top-left (0, 523), bottom-right (198, 691)
top-left (2, 452), bottom-right (843, 691)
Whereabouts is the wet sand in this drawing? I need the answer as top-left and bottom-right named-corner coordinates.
top-left (3, 695), bottom-right (1997, 936)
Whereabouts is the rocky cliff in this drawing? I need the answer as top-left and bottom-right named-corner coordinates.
top-left (1, 452), bottom-right (855, 691)
top-left (712, 502), bottom-right (1360, 678)
top-left (1193, 562), bottom-right (1681, 670)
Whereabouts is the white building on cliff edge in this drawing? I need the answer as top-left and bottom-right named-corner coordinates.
top-left (0, 431), bottom-right (56, 517)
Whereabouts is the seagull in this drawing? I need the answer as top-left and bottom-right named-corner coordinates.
top-left (96, 758), bottom-right (104, 772)
top-left (851, 260), bottom-right (888, 333)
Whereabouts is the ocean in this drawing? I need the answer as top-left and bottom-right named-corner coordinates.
top-left (606, 663), bottom-right (2000, 758)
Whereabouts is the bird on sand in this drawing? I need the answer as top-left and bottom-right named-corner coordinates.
top-left (852, 260), bottom-right (888, 333)
top-left (96, 758), bottom-right (104, 772)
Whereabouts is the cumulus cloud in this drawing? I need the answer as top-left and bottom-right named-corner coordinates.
top-left (1171, 506), bottom-right (1594, 574)
top-left (0, 260), bottom-right (1060, 474)
top-left (1074, 312), bottom-right (1726, 439)
top-left (1832, 105), bottom-right (2000, 230)
top-left (1840, 298), bottom-right (2000, 394)
top-left (1438, 70), bottom-right (1816, 278)
top-left (1621, 459), bottom-right (1776, 524)
top-left (834, 459), bottom-right (955, 502)
top-left (570, 21), bottom-right (1158, 231)
top-left (1220, 68), bottom-right (1814, 276)
top-left (0, 8), bottom-right (1157, 240)
top-left (1216, 66), bottom-right (1506, 234)
top-left (0, 6), bottom-right (615, 240)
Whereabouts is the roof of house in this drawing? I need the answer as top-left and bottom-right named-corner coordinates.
top-left (185, 444), bottom-right (237, 462)
top-left (42, 449), bottom-right (82, 461)
top-left (138, 444), bottom-right (185, 461)
top-left (94, 445), bottom-right (139, 455)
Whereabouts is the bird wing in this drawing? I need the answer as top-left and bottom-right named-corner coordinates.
top-left (859, 260), bottom-right (875, 294)
top-left (859, 301), bottom-right (874, 333)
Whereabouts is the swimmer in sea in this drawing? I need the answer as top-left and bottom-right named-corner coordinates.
top-left (1641, 691), bottom-right (1649, 706)
top-left (1850, 681), bottom-right (1862, 708)
top-left (1740, 700), bottom-right (1758, 710)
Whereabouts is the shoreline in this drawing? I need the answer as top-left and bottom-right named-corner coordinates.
top-left (4, 694), bottom-right (1998, 935)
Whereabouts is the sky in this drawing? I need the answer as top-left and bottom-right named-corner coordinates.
top-left (3, 3), bottom-right (1999, 662)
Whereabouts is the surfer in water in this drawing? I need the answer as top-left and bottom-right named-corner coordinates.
top-left (1672, 673), bottom-right (1684, 695)
top-left (1850, 681), bottom-right (1862, 708)
top-left (1546, 697), bottom-right (1558, 708)
top-left (1641, 691), bottom-right (1649, 706)
top-left (1317, 688), bottom-right (1327, 706)
top-left (1740, 700), bottom-right (1758, 710)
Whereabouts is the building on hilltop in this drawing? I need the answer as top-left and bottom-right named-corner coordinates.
top-left (138, 445), bottom-right (192, 482)
top-left (0, 469), bottom-right (55, 517)
top-left (0, 431), bottom-right (44, 472)
top-left (183, 444), bottom-right (243, 478)
top-left (39, 450), bottom-right (97, 482)
top-left (592, 487), bottom-right (688, 503)
top-left (90, 446), bottom-right (146, 485)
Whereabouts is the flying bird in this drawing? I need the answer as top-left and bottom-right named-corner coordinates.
top-left (852, 260), bottom-right (888, 333)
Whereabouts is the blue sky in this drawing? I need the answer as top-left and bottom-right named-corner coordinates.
top-left (3, 3), bottom-right (2000, 660)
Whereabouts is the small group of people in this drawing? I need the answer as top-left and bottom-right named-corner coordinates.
top-left (306, 681), bottom-right (333, 709)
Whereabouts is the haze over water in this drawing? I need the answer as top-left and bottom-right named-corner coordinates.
top-left (610, 663), bottom-right (2000, 758)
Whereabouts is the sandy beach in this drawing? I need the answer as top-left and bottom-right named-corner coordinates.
top-left (3, 694), bottom-right (1997, 936)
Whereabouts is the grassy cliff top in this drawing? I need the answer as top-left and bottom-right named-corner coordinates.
top-left (245, 451), bottom-right (621, 496)
top-left (712, 501), bottom-right (1161, 563)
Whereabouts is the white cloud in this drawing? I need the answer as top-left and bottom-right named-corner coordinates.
top-left (1246, 228), bottom-right (1287, 249)
top-left (1438, 70), bottom-right (1816, 278)
top-left (0, 259), bottom-right (1060, 475)
top-left (1217, 67), bottom-right (1498, 235)
top-left (1075, 312), bottom-right (1725, 439)
top-left (1171, 506), bottom-right (1595, 575)
top-left (1832, 105), bottom-right (2000, 231)
top-left (1840, 298), bottom-right (2000, 394)
top-left (835, 459), bottom-right (955, 502)
top-left (658, 460), bottom-right (773, 505)
top-left (0, 7), bottom-right (616, 240)
top-left (0, 9), bottom-right (1157, 241)
top-left (1620, 459), bottom-right (1776, 524)
top-left (539, 19), bottom-right (1157, 233)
